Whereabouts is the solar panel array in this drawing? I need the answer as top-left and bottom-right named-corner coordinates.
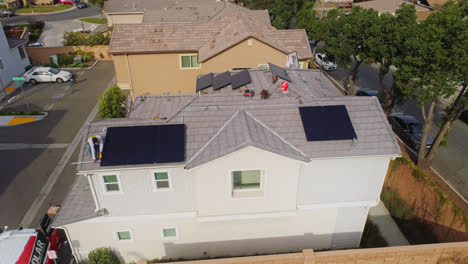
top-left (299, 105), bottom-right (357, 141)
top-left (230, 70), bottom-right (252, 90)
top-left (101, 124), bottom-right (185, 166)
top-left (213, 71), bottom-right (232, 90)
top-left (196, 73), bottom-right (214, 91)
top-left (269, 62), bottom-right (292, 82)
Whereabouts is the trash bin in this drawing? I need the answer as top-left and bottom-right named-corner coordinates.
top-left (49, 55), bottom-right (58, 67)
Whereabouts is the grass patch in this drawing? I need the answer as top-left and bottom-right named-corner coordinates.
top-left (360, 218), bottom-right (388, 248)
top-left (79, 18), bottom-right (108, 24)
top-left (15, 5), bottom-right (73, 13)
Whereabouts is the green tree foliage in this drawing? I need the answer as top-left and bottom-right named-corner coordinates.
top-left (88, 248), bottom-right (120, 264)
top-left (98, 85), bottom-right (127, 119)
top-left (88, 0), bottom-right (107, 7)
top-left (63, 31), bottom-right (111, 46)
top-left (240, 0), bottom-right (275, 10)
top-left (324, 6), bottom-right (380, 95)
top-left (393, 1), bottom-right (467, 168)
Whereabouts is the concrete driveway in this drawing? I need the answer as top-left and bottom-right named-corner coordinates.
top-left (39, 19), bottom-right (97, 46)
top-left (0, 61), bottom-right (115, 229)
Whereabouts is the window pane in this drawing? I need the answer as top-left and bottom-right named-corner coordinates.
top-left (103, 175), bottom-right (117, 183)
top-left (181, 56), bottom-right (191, 68)
top-left (117, 231), bottom-right (131, 240)
top-left (156, 181), bottom-right (170, 189)
top-left (163, 228), bottom-right (177, 237)
top-left (191, 56), bottom-right (199, 68)
top-left (233, 170), bottom-right (261, 190)
top-left (155, 172), bottom-right (168, 180)
top-left (0, 59), bottom-right (3, 70)
top-left (106, 183), bottom-right (120, 192)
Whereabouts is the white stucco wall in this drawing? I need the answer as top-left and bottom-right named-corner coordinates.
top-left (190, 146), bottom-right (302, 217)
top-left (297, 156), bottom-right (391, 205)
top-left (66, 207), bottom-right (339, 263)
top-left (106, 13), bottom-right (144, 26)
top-left (0, 27), bottom-right (30, 91)
top-left (90, 166), bottom-right (195, 216)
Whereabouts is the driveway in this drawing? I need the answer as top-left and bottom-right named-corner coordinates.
top-left (5, 5), bottom-right (100, 24)
top-left (39, 19), bottom-right (97, 46)
top-left (325, 62), bottom-right (468, 202)
top-left (0, 61), bottom-right (115, 229)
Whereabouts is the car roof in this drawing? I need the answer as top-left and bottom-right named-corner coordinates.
top-left (392, 114), bottom-right (420, 124)
top-left (33, 67), bottom-right (51, 71)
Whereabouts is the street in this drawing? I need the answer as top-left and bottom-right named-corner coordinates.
top-left (326, 63), bottom-right (468, 201)
top-left (5, 5), bottom-right (101, 24)
top-left (0, 61), bottom-right (115, 229)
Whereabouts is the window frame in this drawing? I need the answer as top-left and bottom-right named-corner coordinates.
top-left (0, 58), bottom-right (4, 70)
top-left (115, 230), bottom-right (134, 242)
top-left (229, 168), bottom-right (266, 199)
top-left (151, 170), bottom-right (173, 192)
top-left (179, 54), bottom-right (201, 69)
top-left (161, 226), bottom-right (179, 241)
top-left (100, 173), bottom-right (123, 194)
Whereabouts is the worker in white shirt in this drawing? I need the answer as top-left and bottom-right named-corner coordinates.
top-left (86, 135), bottom-right (103, 162)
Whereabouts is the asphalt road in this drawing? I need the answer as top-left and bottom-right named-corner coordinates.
top-left (5, 5), bottom-right (101, 24)
top-left (326, 62), bottom-right (468, 201)
top-left (0, 61), bottom-right (115, 229)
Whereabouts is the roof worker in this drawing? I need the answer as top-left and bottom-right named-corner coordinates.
top-left (86, 135), bottom-right (103, 162)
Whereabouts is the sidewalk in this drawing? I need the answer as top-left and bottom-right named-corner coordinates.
top-left (369, 201), bottom-right (410, 246)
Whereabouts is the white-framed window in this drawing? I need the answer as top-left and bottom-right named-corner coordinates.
top-left (0, 58), bottom-right (4, 70)
top-left (247, 39), bottom-right (253, 46)
top-left (161, 227), bottom-right (178, 240)
top-left (116, 230), bottom-right (133, 241)
top-left (101, 174), bottom-right (122, 193)
top-left (180, 54), bottom-right (200, 69)
top-left (299, 61), bottom-right (305, 69)
top-left (258, 64), bottom-right (269, 69)
top-left (230, 169), bottom-right (265, 198)
top-left (152, 171), bottom-right (173, 191)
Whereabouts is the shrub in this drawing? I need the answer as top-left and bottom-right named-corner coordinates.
top-left (88, 248), bottom-right (120, 264)
top-left (63, 31), bottom-right (111, 46)
top-left (25, 2), bottom-right (31, 8)
top-left (99, 52), bottom-right (105, 59)
top-left (57, 52), bottom-right (74, 66)
top-left (98, 85), bottom-right (127, 119)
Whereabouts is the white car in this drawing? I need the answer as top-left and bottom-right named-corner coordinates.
top-left (24, 67), bottom-right (73, 84)
top-left (315, 52), bottom-right (337, 71)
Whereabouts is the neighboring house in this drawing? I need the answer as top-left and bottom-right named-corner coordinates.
top-left (52, 67), bottom-right (401, 263)
top-left (109, 10), bottom-right (312, 96)
top-left (0, 26), bottom-right (30, 94)
top-left (103, 0), bottom-right (262, 26)
top-left (0, 0), bottom-right (20, 9)
top-left (354, 0), bottom-right (432, 19)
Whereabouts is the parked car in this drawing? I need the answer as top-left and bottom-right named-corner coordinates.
top-left (356, 88), bottom-right (378, 97)
top-left (76, 2), bottom-right (88, 8)
top-left (59, 0), bottom-right (75, 5)
top-left (27, 42), bottom-right (44, 47)
top-left (388, 113), bottom-right (434, 150)
top-left (459, 109), bottom-right (468, 124)
top-left (24, 67), bottom-right (73, 84)
top-left (0, 9), bottom-right (15, 17)
top-left (315, 52), bottom-right (337, 71)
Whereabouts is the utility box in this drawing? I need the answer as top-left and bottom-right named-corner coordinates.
top-left (73, 56), bottom-right (83, 63)
top-left (49, 55), bottom-right (58, 67)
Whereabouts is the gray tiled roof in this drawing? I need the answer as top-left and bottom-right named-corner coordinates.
top-left (52, 175), bottom-right (97, 227)
top-left (7, 38), bottom-right (26, 49)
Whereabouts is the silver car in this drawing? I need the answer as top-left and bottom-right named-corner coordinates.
top-left (24, 67), bottom-right (73, 84)
top-left (315, 52), bottom-right (337, 71)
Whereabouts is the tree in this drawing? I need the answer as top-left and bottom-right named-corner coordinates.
top-left (88, 0), bottom-right (106, 8)
top-left (88, 248), bottom-right (120, 264)
top-left (393, 2), bottom-right (466, 168)
top-left (98, 85), bottom-right (127, 119)
top-left (240, 0), bottom-right (275, 10)
top-left (324, 7), bottom-right (380, 95)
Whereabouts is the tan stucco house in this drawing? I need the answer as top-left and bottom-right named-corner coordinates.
top-left (108, 10), bottom-right (313, 97)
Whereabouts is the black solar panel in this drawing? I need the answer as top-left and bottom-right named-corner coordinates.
top-left (299, 105), bottom-right (357, 141)
top-left (101, 124), bottom-right (185, 166)
top-left (196, 73), bottom-right (214, 91)
top-left (213, 71), bottom-right (231, 90)
top-left (230, 70), bottom-right (252, 90)
top-left (268, 62), bottom-right (292, 82)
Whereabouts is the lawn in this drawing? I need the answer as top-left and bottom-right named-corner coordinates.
top-left (15, 5), bottom-right (73, 13)
top-left (79, 18), bottom-right (108, 24)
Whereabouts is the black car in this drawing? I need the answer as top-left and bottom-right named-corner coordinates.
top-left (356, 88), bottom-right (378, 97)
top-left (76, 2), bottom-right (88, 8)
top-left (459, 109), bottom-right (468, 124)
top-left (388, 114), bottom-right (434, 150)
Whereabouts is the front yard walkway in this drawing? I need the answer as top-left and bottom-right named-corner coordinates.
top-left (369, 201), bottom-right (410, 246)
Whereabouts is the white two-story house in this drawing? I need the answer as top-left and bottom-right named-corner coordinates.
top-left (53, 68), bottom-right (401, 263)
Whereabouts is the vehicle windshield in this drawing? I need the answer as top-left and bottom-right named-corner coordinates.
top-left (408, 123), bottom-right (423, 134)
top-left (49, 68), bottom-right (60, 74)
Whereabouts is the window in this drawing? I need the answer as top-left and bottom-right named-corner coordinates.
top-left (116, 231), bottom-right (132, 241)
top-left (180, 55), bottom-right (200, 69)
top-left (232, 170), bottom-right (262, 190)
top-left (0, 59), bottom-right (4, 70)
top-left (258, 64), bottom-right (269, 69)
top-left (19, 47), bottom-right (26, 59)
top-left (161, 227), bottom-right (178, 240)
top-left (153, 172), bottom-right (171, 190)
top-left (102, 175), bottom-right (120, 192)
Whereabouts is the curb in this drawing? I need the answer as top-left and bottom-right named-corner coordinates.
top-left (0, 112), bottom-right (48, 127)
top-left (59, 59), bottom-right (99, 71)
top-left (15, 6), bottom-right (76, 16)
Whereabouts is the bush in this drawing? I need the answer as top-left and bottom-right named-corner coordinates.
top-left (57, 52), bottom-right (74, 66)
top-left (25, 2), bottom-right (31, 8)
top-left (98, 85), bottom-right (127, 119)
top-left (63, 31), bottom-right (111, 46)
top-left (88, 248), bottom-right (120, 264)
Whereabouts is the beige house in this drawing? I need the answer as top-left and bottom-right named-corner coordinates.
top-left (354, 0), bottom-right (433, 19)
top-left (109, 11), bottom-right (312, 97)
